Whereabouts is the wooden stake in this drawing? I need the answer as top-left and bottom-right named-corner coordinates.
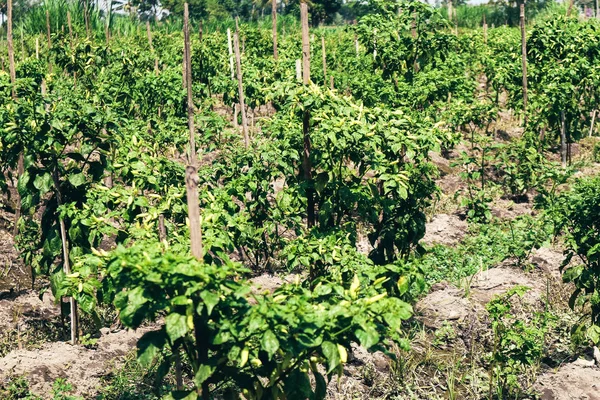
top-left (567, 0), bottom-right (574, 16)
top-left (300, 2), bottom-right (314, 228)
top-left (354, 33), bottom-right (359, 57)
top-left (36, 38), bottom-right (39, 59)
top-left (46, 10), bottom-right (52, 48)
top-left (227, 29), bottom-right (235, 79)
top-left (520, 3), bottom-right (528, 125)
top-left (52, 170), bottom-right (78, 345)
top-left (7, 0), bottom-right (16, 99)
top-left (373, 29), bottom-right (377, 60)
top-left (233, 103), bottom-right (239, 128)
top-left (590, 109), bottom-right (597, 137)
top-left (330, 75), bottom-right (334, 90)
top-left (84, 2), bottom-right (91, 38)
top-left (321, 35), bottom-right (327, 86)
top-left (67, 11), bottom-right (73, 46)
top-left (483, 14), bottom-right (488, 44)
top-left (272, 0), bottom-right (278, 60)
top-left (7, 0), bottom-right (23, 240)
top-left (146, 21), bottom-right (154, 51)
top-left (295, 59), bottom-right (302, 81)
top-left (301, 3), bottom-right (310, 85)
top-left (183, 3), bottom-right (203, 260)
top-left (561, 110), bottom-right (567, 168)
top-left (233, 32), bottom-right (250, 148)
top-left (20, 26), bottom-right (24, 60)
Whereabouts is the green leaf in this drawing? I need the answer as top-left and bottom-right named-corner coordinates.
top-left (17, 170), bottom-right (30, 196)
top-left (33, 172), bottom-right (53, 196)
top-left (137, 330), bottom-right (166, 367)
top-left (588, 325), bottom-right (600, 345)
top-left (165, 313), bottom-right (188, 343)
top-left (321, 341), bottom-right (340, 373)
top-left (261, 329), bottom-right (279, 359)
top-left (355, 327), bottom-right (379, 349)
top-left (162, 391), bottom-right (198, 400)
top-left (314, 370), bottom-right (327, 400)
top-left (283, 369), bottom-right (313, 400)
top-left (200, 290), bottom-right (219, 316)
top-left (194, 364), bottom-right (216, 386)
top-left (68, 173), bottom-right (86, 187)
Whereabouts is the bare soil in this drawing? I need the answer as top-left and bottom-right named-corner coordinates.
top-left (0, 327), bottom-right (154, 398)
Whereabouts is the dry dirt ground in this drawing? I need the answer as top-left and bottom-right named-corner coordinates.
top-left (1, 213), bottom-right (598, 399)
top-left (1, 153), bottom-right (599, 398)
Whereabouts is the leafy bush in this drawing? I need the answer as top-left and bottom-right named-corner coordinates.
top-left (550, 176), bottom-right (600, 344)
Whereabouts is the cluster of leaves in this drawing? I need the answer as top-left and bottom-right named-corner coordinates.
top-left (486, 286), bottom-right (550, 399)
top-left (550, 177), bottom-right (600, 345)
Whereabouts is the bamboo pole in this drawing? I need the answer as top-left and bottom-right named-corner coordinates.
top-left (520, 3), bottom-right (528, 125)
top-left (272, 0), bottom-right (278, 60)
top-left (233, 31), bottom-right (250, 148)
top-left (321, 35), bottom-right (327, 86)
top-left (183, 3), bottom-right (203, 260)
top-left (300, 2), bottom-right (315, 228)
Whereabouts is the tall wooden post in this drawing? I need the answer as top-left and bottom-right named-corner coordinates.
top-left (301, 4), bottom-right (310, 85)
top-left (354, 33), bottom-right (359, 57)
top-left (227, 29), bottom-right (235, 79)
top-left (234, 32), bottom-right (250, 148)
top-left (300, 2), bottom-right (314, 228)
top-left (448, 0), bottom-right (453, 23)
top-left (520, 3), bottom-right (528, 125)
top-left (483, 14), bottom-right (488, 44)
top-left (295, 59), bottom-right (302, 81)
top-left (46, 10), bottom-right (52, 48)
top-left (52, 170), bottom-right (78, 345)
top-left (272, 0), bottom-right (278, 60)
top-left (146, 21), bottom-right (154, 51)
top-left (321, 35), bottom-right (327, 86)
top-left (561, 111), bottom-right (567, 168)
top-left (84, 2), bottom-right (91, 38)
top-left (7, 0), bottom-right (16, 100)
top-left (67, 11), bottom-right (73, 46)
top-left (183, 3), bottom-right (203, 260)
top-left (7, 0), bottom-right (23, 241)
